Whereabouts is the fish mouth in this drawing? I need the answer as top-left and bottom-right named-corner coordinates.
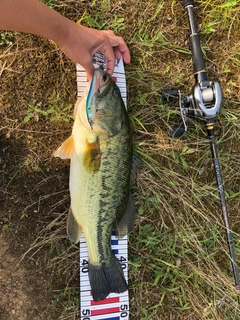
top-left (86, 68), bottom-right (111, 127)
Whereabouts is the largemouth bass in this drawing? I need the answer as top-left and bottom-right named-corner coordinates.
top-left (54, 68), bottom-right (137, 301)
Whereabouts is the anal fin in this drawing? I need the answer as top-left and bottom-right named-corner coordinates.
top-left (67, 207), bottom-right (82, 244)
top-left (114, 193), bottom-right (136, 239)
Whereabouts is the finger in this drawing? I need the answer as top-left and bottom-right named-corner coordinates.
top-left (105, 57), bottom-right (115, 76)
top-left (116, 41), bottom-right (131, 64)
top-left (102, 45), bottom-right (115, 76)
top-left (112, 43), bottom-right (131, 64)
top-left (113, 47), bottom-right (121, 61)
top-left (103, 30), bottom-right (115, 36)
top-left (103, 31), bottom-right (131, 64)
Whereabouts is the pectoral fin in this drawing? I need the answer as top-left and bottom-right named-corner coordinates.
top-left (83, 137), bottom-right (101, 172)
top-left (67, 207), bottom-right (82, 244)
top-left (53, 135), bottom-right (75, 159)
top-left (114, 193), bottom-right (136, 239)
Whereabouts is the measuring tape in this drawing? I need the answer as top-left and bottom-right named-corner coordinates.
top-left (76, 52), bottom-right (129, 320)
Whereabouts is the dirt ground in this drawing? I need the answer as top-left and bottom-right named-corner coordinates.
top-left (0, 235), bottom-right (52, 319)
top-left (0, 29), bottom-right (80, 319)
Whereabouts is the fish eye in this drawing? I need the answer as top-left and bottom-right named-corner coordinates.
top-left (112, 88), bottom-right (120, 97)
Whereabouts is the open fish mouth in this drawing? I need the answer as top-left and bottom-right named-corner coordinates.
top-left (86, 68), bottom-right (111, 127)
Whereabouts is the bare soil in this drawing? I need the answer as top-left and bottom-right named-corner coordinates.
top-left (1, 31), bottom-right (79, 319)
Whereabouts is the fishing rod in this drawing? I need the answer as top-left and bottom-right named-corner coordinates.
top-left (162, 0), bottom-right (240, 303)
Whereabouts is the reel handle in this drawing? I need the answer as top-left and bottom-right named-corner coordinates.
top-left (161, 89), bottom-right (187, 137)
top-left (169, 126), bottom-right (186, 138)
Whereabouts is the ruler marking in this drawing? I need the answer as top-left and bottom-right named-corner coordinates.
top-left (91, 297), bottom-right (119, 306)
top-left (85, 316), bottom-right (121, 320)
top-left (91, 307), bottom-right (120, 316)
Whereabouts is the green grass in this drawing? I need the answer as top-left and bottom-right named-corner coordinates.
top-left (0, 32), bottom-right (13, 47)
top-left (122, 1), bottom-right (240, 318)
top-left (41, 0), bottom-right (56, 8)
top-left (24, 93), bottom-right (73, 123)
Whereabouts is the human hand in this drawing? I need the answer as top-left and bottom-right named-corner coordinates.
top-left (0, 0), bottom-right (130, 79)
top-left (56, 23), bottom-right (131, 80)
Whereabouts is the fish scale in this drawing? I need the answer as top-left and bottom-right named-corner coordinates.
top-left (76, 53), bottom-right (130, 319)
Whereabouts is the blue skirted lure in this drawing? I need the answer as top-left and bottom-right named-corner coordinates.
top-left (86, 72), bottom-right (96, 128)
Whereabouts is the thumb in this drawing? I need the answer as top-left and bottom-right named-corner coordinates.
top-left (82, 60), bottom-right (94, 81)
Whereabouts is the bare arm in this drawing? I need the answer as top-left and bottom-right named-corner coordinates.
top-left (0, 0), bottom-right (131, 78)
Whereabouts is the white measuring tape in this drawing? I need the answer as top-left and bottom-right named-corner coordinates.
top-left (76, 52), bottom-right (129, 320)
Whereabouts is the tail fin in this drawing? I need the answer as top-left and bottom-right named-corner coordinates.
top-left (88, 254), bottom-right (128, 301)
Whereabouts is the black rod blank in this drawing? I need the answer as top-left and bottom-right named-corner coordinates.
top-left (207, 124), bottom-right (240, 303)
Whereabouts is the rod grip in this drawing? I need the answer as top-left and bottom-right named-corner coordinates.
top-left (190, 34), bottom-right (206, 73)
top-left (183, 0), bottom-right (194, 7)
